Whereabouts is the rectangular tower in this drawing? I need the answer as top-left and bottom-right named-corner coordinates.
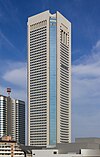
top-left (27, 10), bottom-right (71, 146)
top-left (0, 95), bottom-right (25, 144)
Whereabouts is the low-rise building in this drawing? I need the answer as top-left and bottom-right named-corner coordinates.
top-left (0, 135), bottom-right (25, 157)
top-left (32, 138), bottom-right (100, 157)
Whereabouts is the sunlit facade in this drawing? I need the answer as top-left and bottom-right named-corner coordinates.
top-left (0, 96), bottom-right (7, 138)
top-left (0, 135), bottom-right (25, 157)
top-left (28, 10), bottom-right (71, 146)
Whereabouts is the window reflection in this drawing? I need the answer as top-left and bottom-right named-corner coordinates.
top-left (50, 18), bottom-right (56, 145)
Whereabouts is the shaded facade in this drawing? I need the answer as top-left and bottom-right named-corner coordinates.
top-left (27, 10), bottom-right (71, 146)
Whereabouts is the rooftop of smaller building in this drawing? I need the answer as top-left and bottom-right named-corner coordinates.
top-left (0, 135), bottom-right (16, 143)
top-left (20, 145), bottom-right (45, 154)
top-left (75, 137), bottom-right (100, 144)
top-left (22, 137), bottom-right (100, 154)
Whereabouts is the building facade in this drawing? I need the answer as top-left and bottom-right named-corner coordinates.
top-left (0, 135), bottom-right (25, 157)
top-left (27, 10), bottom-right (71, 146)
top-left (0, 95), bottom-right (25, 144)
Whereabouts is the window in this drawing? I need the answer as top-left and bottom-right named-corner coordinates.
top-left (64, 32), bottom-right (65, 43)
top-left (53, 151), bottom-right (57, 154)
top-left (66, 33), bottom-right (67, 45)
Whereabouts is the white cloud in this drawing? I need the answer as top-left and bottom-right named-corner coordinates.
top-left (3, 65), bottom-right (26, 88)
top-left (0, 31), bottom-right (15, 49)
top-left (0, 31), bottom-right (21, 54)
top-left (92, 40), bottom-right (100, 52)
top-left (0, 61), bottom-right (26, 102)
top-left (73, 63), bottom-right (100, 78)
top-left (72, 40), bottom-right (100, 140)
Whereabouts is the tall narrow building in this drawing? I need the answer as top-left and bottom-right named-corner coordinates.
top-left (27, 10), bottom-right (71, 146)
top-left (0, 95), bottom-right (25, 144)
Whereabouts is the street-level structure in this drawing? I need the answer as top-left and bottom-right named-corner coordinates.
top-left (27, 10), bottom-right (71, 146)
top-left (32, 138), bottom-right (100, 157)
top-left (0, 135), bottom-right (25, 157)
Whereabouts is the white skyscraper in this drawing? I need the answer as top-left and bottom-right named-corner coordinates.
top-left (27, 10), bottom-right (71, 146)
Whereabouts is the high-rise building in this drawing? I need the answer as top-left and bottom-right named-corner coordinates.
top-left (0, 95), bottom-right (25, 144)
top-left (27, 10), bottom-right (71, 146)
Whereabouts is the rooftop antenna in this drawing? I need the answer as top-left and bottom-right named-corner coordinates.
top-left (7, 88), bottom-right (11, 97)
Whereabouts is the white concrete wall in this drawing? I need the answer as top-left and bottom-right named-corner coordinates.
top-left (81, 149), bottom-right (100, 156)
top-left (32, 149), bottom-right (82, 157)
top-left (32, 149), bottom-right (100, 157)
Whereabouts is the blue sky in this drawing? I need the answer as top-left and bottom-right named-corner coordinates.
top-left (0, 0), bottom-right (100, 142)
